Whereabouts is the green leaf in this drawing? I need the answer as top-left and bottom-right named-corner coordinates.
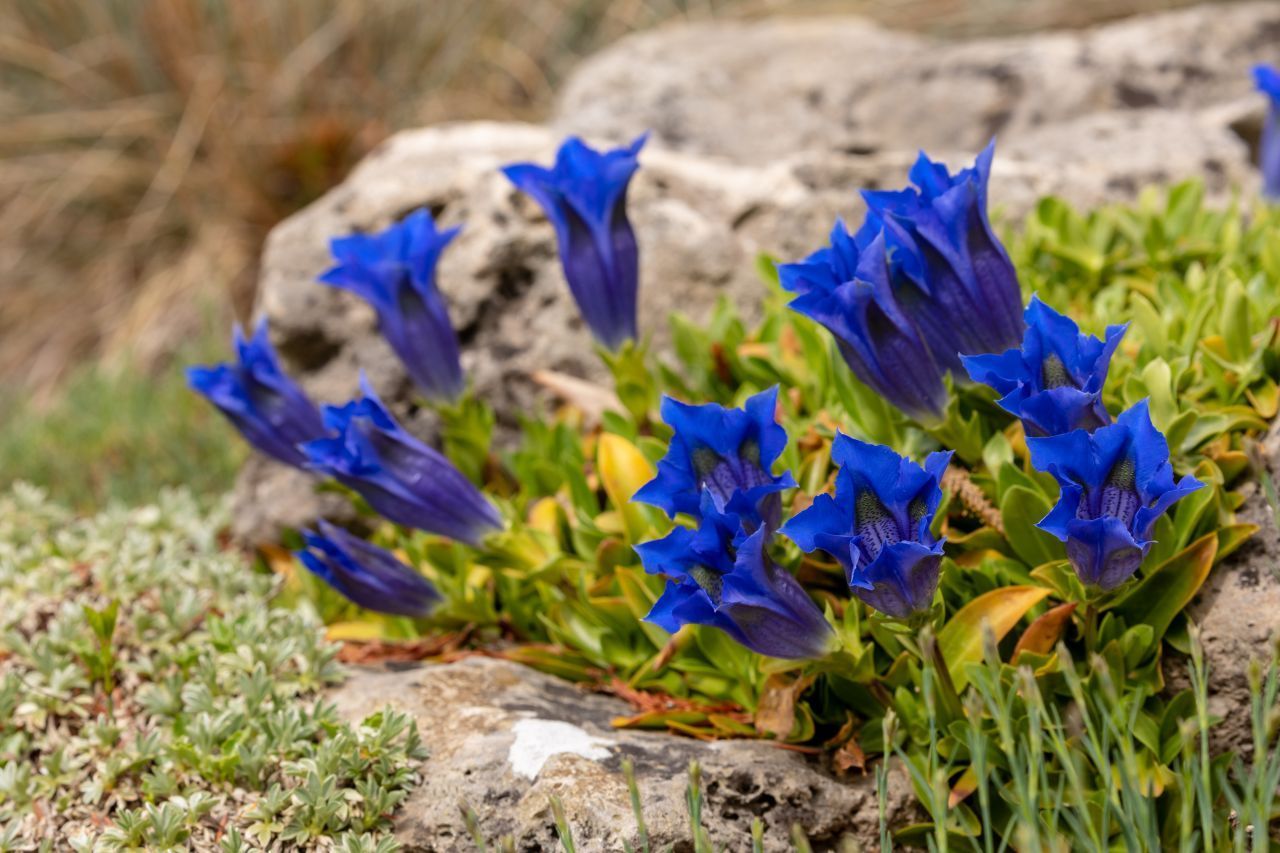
top-left (1220, 275), bottom-right (1253, 364)
top-left (999, 486), bottom-right (1060, 567)
top-left (938, 585), bottom-right (1051, 691)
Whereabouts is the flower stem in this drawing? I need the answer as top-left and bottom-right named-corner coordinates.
top-left (1082, 602), bottom-right (1099, 653)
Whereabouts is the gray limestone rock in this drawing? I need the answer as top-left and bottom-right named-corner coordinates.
top-left (328, 657), bottom-right (918, 852)
top-left (555, 2), bottom-right (1280, 162)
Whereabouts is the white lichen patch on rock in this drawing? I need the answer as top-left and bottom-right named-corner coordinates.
top-left (507, 718), bottom-right (612, 779)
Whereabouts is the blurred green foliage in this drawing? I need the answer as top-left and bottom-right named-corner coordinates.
top-left (0, 322), bottom-right (243, 509)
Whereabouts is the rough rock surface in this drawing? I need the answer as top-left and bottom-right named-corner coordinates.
top-left (1179, 418), bottom-right (1280, 757)
top-left (555, 2), bottom-right (1280, 162)
top-left (240, 2), bottom-right (1265, 541)
top-left (329, 657), bottom-right (916, 852)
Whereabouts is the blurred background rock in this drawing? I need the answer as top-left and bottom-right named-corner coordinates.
top-left (0, 0), bottom-right (1241, 506)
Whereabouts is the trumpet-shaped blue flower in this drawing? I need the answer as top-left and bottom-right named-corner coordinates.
top-left (1253, 64), bottom-right (1280, 199)
top-left (187, 321), bottom-right (327, 467)
top-left (633, 387), bottom-right (796, 529)
top-left (862, 141), bottom-right (1025, 366)
top-left (1028, 400), bottom-right (1203, 591)
top-left (783, 436), bottom-right (952, 619)
top-left (320, 209), bottom-right (465, 401)
top-left (301, 378), bottom-right (502, 545)
top-left (298, 521), bottom-right (441, 617)
top-left (636, 494), bottom-right (836, 660)
top-left (502, 135), bottom-right (646, 351)
top-left (961, 296), bottom-right (1127, 436)
top-left (778, 224), bottom-right (949, 423)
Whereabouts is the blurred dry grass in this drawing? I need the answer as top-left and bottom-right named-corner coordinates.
top-left (0, 0), bottom-right (1235, 399)
top-left (0, 0), bottom-right (745, 398)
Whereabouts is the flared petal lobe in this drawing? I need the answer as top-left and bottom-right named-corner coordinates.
top-left (782, 435), bottom-right (951, 618)
top-left (636, 496), bottom-right (835, 660)
top-left (1254, 64), bottom-right (1280, 199)
top-left (187, 321), bottom-right (328, 467)
top-left (961, 295), bottom-right (1126, 436)
top-left (301, 378), bottom-right (502, 545)
top-left (633, 387), bottom-right (796, 529)
top-left (502, 134), bottom-right (647, 350)
top-left (297, 521), bottom-right (441, 617)
top-left (1028, 400), bottom-right (1203, 590)
top-left (320, 209), bottom-right (465, 401)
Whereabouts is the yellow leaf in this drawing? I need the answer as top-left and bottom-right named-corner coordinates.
top-left (325, 620), bottom-right (387, 642)
top-left (938, 585), bottom-right (1051, 691)
top-left (597, 433), bottom-right (655, 541)
top-left (527, 497), bottom-right (563, 537)
top-left (594, 510), bottom-right (627, 536)
top-left (949, 766), bottom-right (978, 808)
top-left (1246, 378), bottom-right (1279, 419)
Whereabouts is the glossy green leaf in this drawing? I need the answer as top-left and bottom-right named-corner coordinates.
top-left (1000, 486), bottom-right (1061, 567)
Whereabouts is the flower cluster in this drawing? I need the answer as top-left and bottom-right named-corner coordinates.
top-left (972, 300), bottom-right (1202, 591)
top-left (191, 130), bottom-right (1210, 644)
top-left (777, 140), bottom-right (1203, 597)
top-left (963, 299), bottom-right (1202, 591)
top-left (779, 141), bottom-right (1024, 423)
top-left (635, 389), bottom-right (835, 659)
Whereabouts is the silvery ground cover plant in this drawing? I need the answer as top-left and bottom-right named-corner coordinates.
top-left (6, 59), bottom-right (1280, 851)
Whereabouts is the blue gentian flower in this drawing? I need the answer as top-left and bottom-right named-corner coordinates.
top-left (1253, 64), bottom-right (1280, 199)
top-left (778, 223), bottom-right (949, 422)
top-left (862, 141), bottom-right (1025, 366)
top-left (301, 378), bottom-right (502, 545)
top-left (632, 387), bottom-right (796, 530)
top-left (961, 296), bottom-right (1127, 437)
top-left (187, 321), bottom-right (327, 467)
top-left (319, 208), bottom-right (465, 401)
top-left (636, 493), bottom-right (836, 660)
top-left (783, 435), bottom-right (952, 619)
top-left (1028, 400), bottom-right (1203, 591)
top-left (502, 134), bottom-right (646, 351)
top-left (297, 521), bottom-right (441, 618)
